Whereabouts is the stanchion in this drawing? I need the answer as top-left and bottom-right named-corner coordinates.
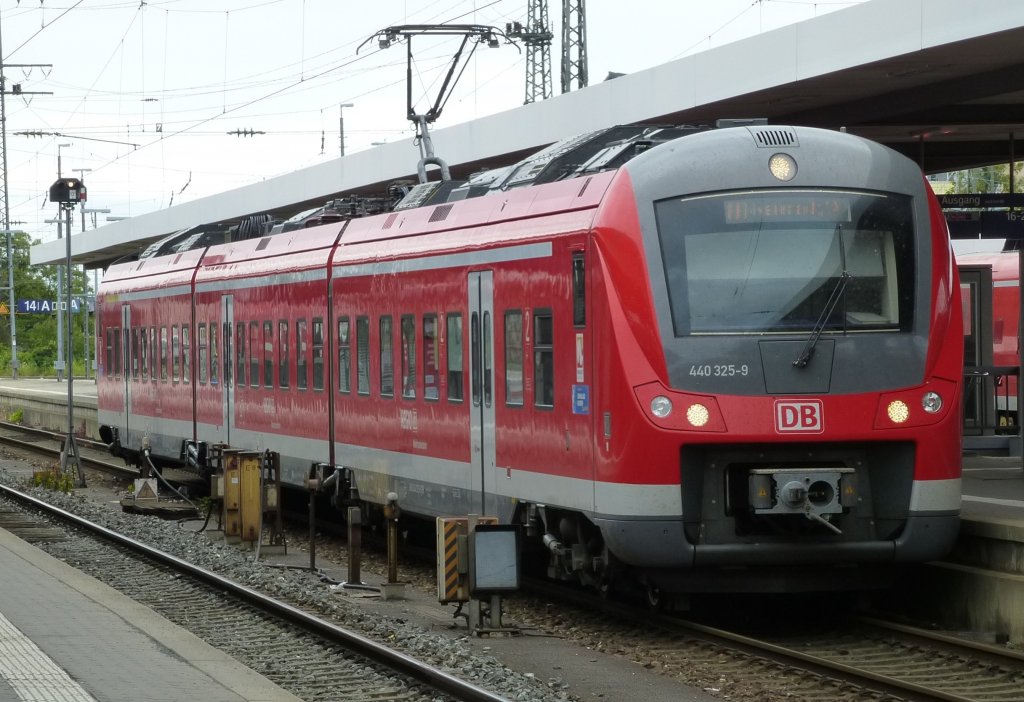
top-left (49, 177), bottom-right (87, 488)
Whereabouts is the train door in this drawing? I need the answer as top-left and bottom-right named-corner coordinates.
top-left (120, 304), bottom-right (132, 437)
top-left (221, 295), bottom-right (234, 446)
top-left (960, 265), bottom-right (995, 440)
top-left (468, 271), bottom-right (498, 516)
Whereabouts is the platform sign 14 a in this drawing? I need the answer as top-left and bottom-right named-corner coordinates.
top-left (17, 299), bottom-right (92, 314)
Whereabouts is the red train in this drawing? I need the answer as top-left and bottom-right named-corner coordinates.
top-left (97, 123), bottom-right (963, 594)
top-left (956, 250), bottom-right (1020, 423)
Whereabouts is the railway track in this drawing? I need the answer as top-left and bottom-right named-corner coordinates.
top-left (675, 612), bottom-right (1024, 702)
top-left (0, 419), bottom-right (135, 479)
top-left (0, 483), bottom-right (512, 702)
top-left (516, 580), bottom-right (1024, 702)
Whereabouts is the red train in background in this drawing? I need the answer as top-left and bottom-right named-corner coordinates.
top-left (97, 123), bottom-right (963, 595)
top-left (956, 250), bottom-right (1021, 424)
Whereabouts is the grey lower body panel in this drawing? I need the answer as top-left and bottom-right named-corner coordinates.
top-left (594, 514), bottom-right (960, 568)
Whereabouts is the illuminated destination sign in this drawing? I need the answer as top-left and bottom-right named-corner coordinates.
top-left (724, 195), bottom-right (852, 225)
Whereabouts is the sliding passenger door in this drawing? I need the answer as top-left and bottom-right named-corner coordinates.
top-left (468, 271), bottom-right (497, 516)
top-left (221, 295), bottom-right (234, 446)
top-left (120, 304), bottom-right (132, 438)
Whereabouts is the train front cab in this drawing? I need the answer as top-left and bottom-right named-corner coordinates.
top-left (587, 126), bottom-right (963, 592)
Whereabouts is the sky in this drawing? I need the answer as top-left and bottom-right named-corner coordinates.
top-left (0, 0), bottom-right (864, 246)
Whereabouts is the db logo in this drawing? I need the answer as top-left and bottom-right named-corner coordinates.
top-left (775, 400), bottom-right (823, 433)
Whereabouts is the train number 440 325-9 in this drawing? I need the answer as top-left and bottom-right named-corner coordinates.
top-left (689, 364), bottom-right (749, 377)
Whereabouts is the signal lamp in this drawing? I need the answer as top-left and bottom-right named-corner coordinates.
top-left (921, 391), bottom-right (943, 414)
top-left (650, 395), bottom-right (673, 418)
top-left (887, 400), bottom-right (910, 424)
top-left (686, 403), bottom-right (710, 427)
top-left (768, 153), bottom-right (797, 181)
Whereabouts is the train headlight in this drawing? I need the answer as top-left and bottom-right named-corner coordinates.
top-left (686, 403), bottom-right (710, 427)
top-left (887, 400), bottom-right (910, 424)
top-left (768, 153), bottom-right (797, 181)
top-left (922, 391), bottom-right (943, 414)
top-left (650, 395), bottom-right (673, 418)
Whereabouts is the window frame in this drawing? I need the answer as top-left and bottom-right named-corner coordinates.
top-left (533, 309), bottom-right (554, 408)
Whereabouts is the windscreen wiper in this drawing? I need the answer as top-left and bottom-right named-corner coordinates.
top-left (793, 225), bottom-right (850, 369)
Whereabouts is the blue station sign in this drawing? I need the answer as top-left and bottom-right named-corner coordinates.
top-left (17, 299), bottom-right (93, 314)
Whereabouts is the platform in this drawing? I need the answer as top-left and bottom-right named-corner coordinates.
top-left (0, 524), bottom-right (302, 702)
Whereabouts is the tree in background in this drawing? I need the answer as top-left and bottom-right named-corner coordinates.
top-left (0, 230), bottom-right (92, 377)
top-left (947, 163), bottom-right (1024, 193)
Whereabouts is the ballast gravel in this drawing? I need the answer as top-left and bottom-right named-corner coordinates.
top-left (0, 463), bottom-right (575, 702)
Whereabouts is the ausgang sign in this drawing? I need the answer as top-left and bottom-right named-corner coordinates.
top-left (939, 193), bottom-right (1024, 209)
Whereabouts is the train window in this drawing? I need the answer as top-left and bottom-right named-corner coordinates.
top-left (140, 327), bottom-right (149, 381)
top-left (160, 327), bottom-right (169, 382)
top-left (105, 328), bottom-right (114, 377)
top-left (210, 323), bottom-right (219, 385)
top-left (356, 316), bottom-right (370, 395)
top-left (504, 310), bottom-right (524, 406)
top-left (380, 316), bottom-right (394, 397)
top-left (423, 314), bottom-right (439, 401)
top-left (236, 322), bottom-right (246, 387)
top-left (263, 321), bottom-right (274, 388)
top-left (337, 317), bottom-right (351, 394)
top-left (655, 190), bottom-right (915, 335)
top-left (131, 328), bottom-right (139, 380)
top-left (483, 311), bottom-right (492, 408)
top-left (249, 322), bottom-right (259, 387)
top-left (198, 324), bottom-right (208, 384)
top-left (296, 319), bottom-right (308, 391)
top-left (471, 312), bottom-right (481, 406)
top-left (534, 311), bottom-right (554, 408)
top-left (223, 322), bottom-right (233, 388)
top-left (113, 327), bottom-right (122, 378)
top-left (172, 326), bottom-right (181, 383)
top-left (182, 326), bottom-right (191, 384)
top-left (572, 253), bottom-right (586, 327)
top-left (312, 317), bottom-right (324, 392)
top-left (401, 314), bottom-right (416, 399)
top-left (150, 327), bottom-right (157, 382)
top-left (278, 320), bottom-right (289, 389)
top-left (446, 313), bottom-right (464, 402)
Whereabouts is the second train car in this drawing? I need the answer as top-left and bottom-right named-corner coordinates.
top-left (97, 123), bottom-right (963, 594)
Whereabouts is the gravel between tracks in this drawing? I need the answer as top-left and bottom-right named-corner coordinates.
top-left (0, 455), bottom-right (576, 702)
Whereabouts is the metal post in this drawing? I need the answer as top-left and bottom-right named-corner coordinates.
top-left (308, 487), bottom-right (317, 571)
top-left (346, 506), bottom-right (362, 585)
top-left (55, 143), bottom-right (70, 382)
top-left (0, 29), bottom-right (18, 378)
top-left (59, 202), bottom-right (84, 487)
top-left (339, 102), bottom-right (353, 157)
top-left (79, 211), bottom-right (89, 380)
top-left (55, 244), bottom-right (64, 380)
top-left (73, 170), bottom-right (91, 381)
top-left (467, 513), bottom-right (480, 629)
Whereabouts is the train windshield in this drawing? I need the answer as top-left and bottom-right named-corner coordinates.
top-left (655, 189), bottom-right (915, 336)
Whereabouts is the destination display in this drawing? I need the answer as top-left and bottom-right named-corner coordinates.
top-left (723, 194), bottom-right (852, 225)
